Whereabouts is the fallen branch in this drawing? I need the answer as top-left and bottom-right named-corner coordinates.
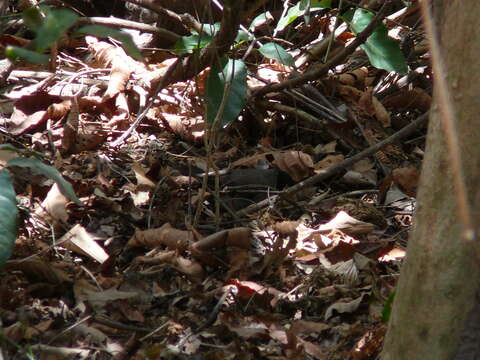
top-left (237, 111), bottom-right (429, 216)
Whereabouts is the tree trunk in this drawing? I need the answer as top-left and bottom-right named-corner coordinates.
top-left (382, 2), bottom-right (480, 359)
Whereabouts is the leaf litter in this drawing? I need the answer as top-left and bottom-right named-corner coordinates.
top-left (0, 1), bottom-right (428, 359)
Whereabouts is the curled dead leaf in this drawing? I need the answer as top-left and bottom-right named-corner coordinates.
top-left (127, 223), bottom-right (194, 251)
top-left (272, 151), bottom-right (313, 182)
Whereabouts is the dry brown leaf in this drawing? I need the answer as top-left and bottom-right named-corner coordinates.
top-left (59, 224), bottom-right (109, 263)
top-left (337, 84), bottom-right (363, 102)
top-left (36, 183), bottom-right (69, 223)
top-left (8, 92), bottom-right (62, 135)
top-left (5, 259), bottom-right (72, 284)
top-left (272, 151), bottom-right (314, 182)
top-left (391, 166), bottom-right (419, 197)
top-left (358, 88), bottom-right (390, 127)
top-left (105, 92), bottom-right (130, 126)
top-left (131, 162), bottom-right (155, 188)
top-left (127, 223), bottom-right (193, 251)
top-left (337, 67), bottom-right (368, 87)
top-left (350, 324), bottom-right (387, 360)
top-left (383, 87), bottom-right (432, 112)
top-left (135, 250), bottom-right (205, 282)
top-left (46, 100), bottom-right (71, 119)
top-left (314, 154), bottom-right (344, 172)
top-left (191, 227), bottom-right (251, 252)
top-left (317, 211), bottom-right (374, 235)
top-left (290, 320), bottom-right (330, 334)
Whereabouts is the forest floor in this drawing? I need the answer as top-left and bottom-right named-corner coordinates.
top-left (0, 1), bottom-right (430, 359)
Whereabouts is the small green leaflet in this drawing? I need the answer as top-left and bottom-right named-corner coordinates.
top-left (349, 9), bottom-right (408, 75)
top-left (174, 23), bottom-right (220, 54)
top-left (0, 170), bottom-right (18, 269)
top-left (22, 6), bottom-right (43, 30)
top-left (175, 33), bottom-right (213, 54)
top-left (205, 58), bottom-right (247, 129)
top-left (276, 0), bottom-right (331, 32)
top-left (34, 8), bottom-right (79, 52)
top-left (75, 25), bottom-right (143, 61)
top-left (5, 46), bottom-right (49, 64)
top-left (6, 157), bottom-right (83, 206)
top-left (258, 42), bottom-right (294, 66)
top-left (249, 11), bottom-right (273, 31)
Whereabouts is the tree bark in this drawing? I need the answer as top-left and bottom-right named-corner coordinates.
top-left (382, 2), bottom-right (480, 359)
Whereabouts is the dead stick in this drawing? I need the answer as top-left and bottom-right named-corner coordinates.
top-left (237, 112), bottom-right (429, 216)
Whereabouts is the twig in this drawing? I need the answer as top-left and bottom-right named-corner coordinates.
top-left (252, 0), bottom-right (393, 98)
top-left (237, 112), bottom-right (429, 216)
top-left (119, 0), bottom-right (198, 32)
top-left (256, 100), bottom-right (328, 128)
top-left (92, 315), bottom-right (153, 333)
top-left (77, 16), bottom-right (180, 43)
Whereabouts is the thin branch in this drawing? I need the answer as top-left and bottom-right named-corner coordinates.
top-left (237, 111), bottom-right (429, 216)
top-left (119, 0), bottom-right (199, 33)
top-left (153, 0), bottom-right (246, 86)
top-left (77, 16), bottom-right (180, 44)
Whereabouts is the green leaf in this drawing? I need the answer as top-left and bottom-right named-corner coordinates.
top-left (350, 9), bottom-right (408, 75)
top-left (5, 46), bottom-right (50, 64)
top-left (174, 23), bottom-right (221, 54)
top-left (22, 6), bottom-right (43, 30)
top-left (174, 33), bottom-right (213, 54)
top-left (196, 23), bottom-right (220, 37)
top-left (75, 25), bottom-right (143, 61)
top-left (258, 42), bottom-right (294, 66)
top-left (382, 290), bottom-right (396, 323)
top-left (0, 170), bottom-right (18, 269)
top-left (6, 157), bottom-right (83, 206)
top-left (206, 58), bottom-right (247, 128)
top-left (34, 8), bottom-right (78, 52)
top-left (275, 3), bottom-right (304, 32)
top-left (275, 0), bottom-right (331, 32)
top-left (235, 30), bottom-right (251, 44)
top-left (249, 11), bottom-right (272, 30)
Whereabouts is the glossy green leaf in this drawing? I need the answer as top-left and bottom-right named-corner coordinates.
top-left (75, 25), bottom-right (143, 61)
top-left (275, 3), bottom-right (304, 32)
top-left (174, 23), bottom-right (220, 54)
top-left (258, 42), bottom-right (294, 66)
top-left (5, 46), bottom-right (50, 64)
top-left (198, 23), bottom-right (220, 37)
top-left (249, 11), bottom-right (272, 30)
top-left (275, 0), bottom-right (331, 32)
top-left (206, 58), bottom-right (247, 128)
top-left (235, 30), bottom-right (251, 44)
top-left (22, 6), bottom-right (43, 30)
top-left (6, 157), bottom-right (83, 206)
top-left (175, 33), bottom-right (213, 54)
top-left (34, 8), bottom-right (78, 52)
top-left (0, 170), bottom-right (18, 269)
top-left (350, 9), bottom-right (408, 75)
